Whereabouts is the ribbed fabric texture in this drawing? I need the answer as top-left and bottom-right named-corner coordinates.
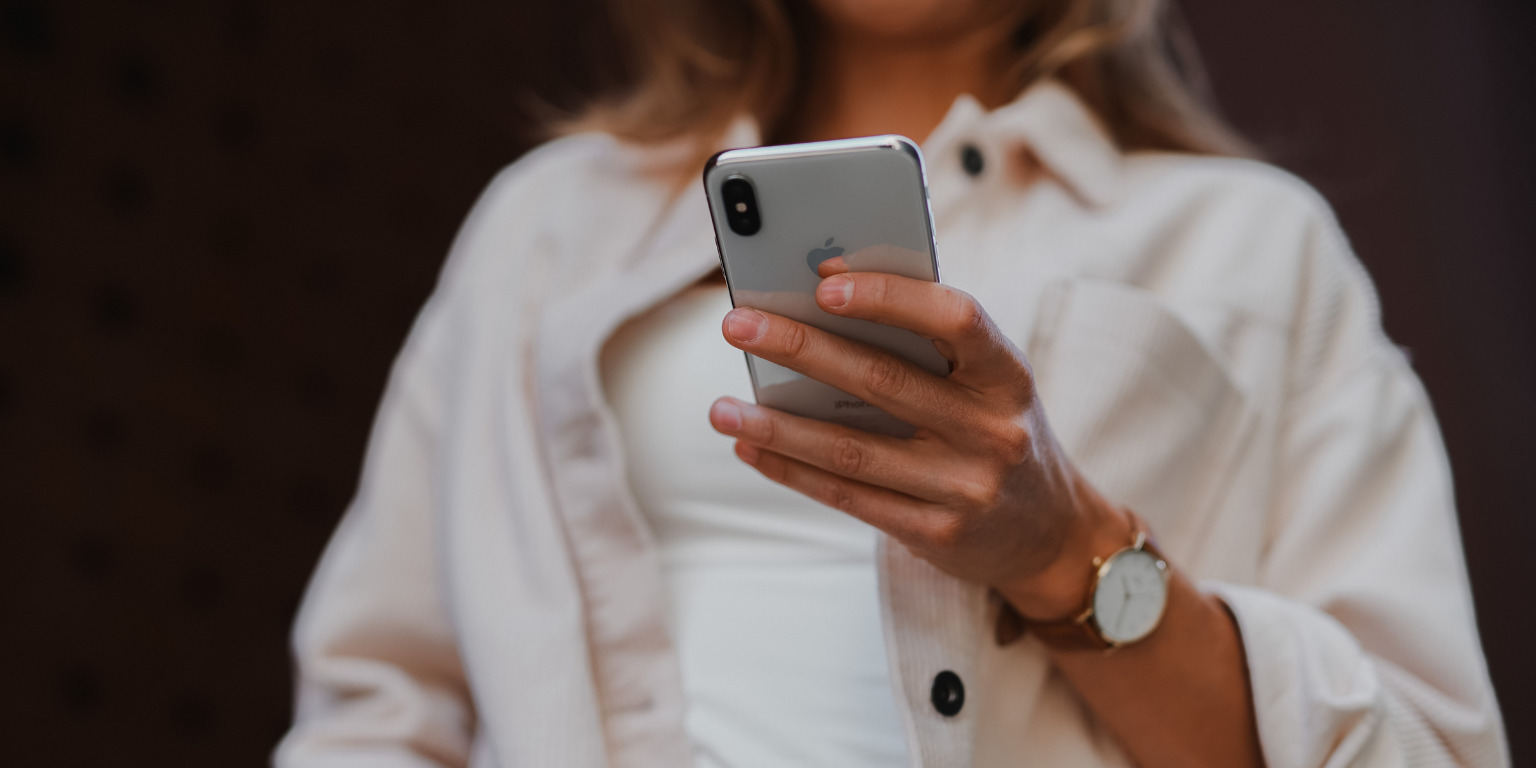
top-left (880, 538), bottom-right (989, 768)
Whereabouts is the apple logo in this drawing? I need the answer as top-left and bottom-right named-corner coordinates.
top-left (806, 237), bottom-right (845, 274)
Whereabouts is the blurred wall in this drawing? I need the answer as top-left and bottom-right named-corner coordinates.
top-left (0, 1), bottom-right (1529, 765)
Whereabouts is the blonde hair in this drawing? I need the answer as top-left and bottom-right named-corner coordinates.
top-left (566, 0), bottom-right (1253, 159)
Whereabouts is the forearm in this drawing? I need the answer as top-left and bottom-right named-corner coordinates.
top-left (1047, 572), bottom-right (1263, 768)
top-left (995, 491), bottom-right (1263, 768)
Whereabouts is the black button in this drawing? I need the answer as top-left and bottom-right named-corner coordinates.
top-left (960, 144), bottom-right (984, 177)
top-left (930, 670), bottom-right (964, 717)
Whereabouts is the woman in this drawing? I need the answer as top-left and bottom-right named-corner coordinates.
top-left (276, 0), bottom-right (1507, 766)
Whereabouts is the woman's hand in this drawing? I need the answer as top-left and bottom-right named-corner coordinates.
top-left (709, 258), bottom-right (1130, 620)
top-left (710, 259), bottom-right (1266, 768)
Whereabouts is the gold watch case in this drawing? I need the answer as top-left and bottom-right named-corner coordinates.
top-left (1079, 531), bottom-right (1171, 648)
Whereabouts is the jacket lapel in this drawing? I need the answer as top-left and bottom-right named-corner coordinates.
top-left (534, 174), bottom-right (719, 767)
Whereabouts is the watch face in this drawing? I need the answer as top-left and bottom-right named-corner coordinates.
top-left (1092, 549), bottom-right (1168, 644)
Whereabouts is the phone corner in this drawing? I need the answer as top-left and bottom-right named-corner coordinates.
top-left (886, 135), bottom-right (926, 168)
top-left (701, 149), bottom-right (729, 185)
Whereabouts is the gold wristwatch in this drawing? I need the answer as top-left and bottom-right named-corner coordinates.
top-left (1021, 514), bottom-right (1171, 652)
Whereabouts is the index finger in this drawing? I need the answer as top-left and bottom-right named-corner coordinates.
top-left (721, 307), bottom-right (976, 436)
top-left (814, 265), bottom-right (1027, 391)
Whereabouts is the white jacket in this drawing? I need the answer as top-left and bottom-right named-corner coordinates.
top-left (275, 82), bottom-right (1508, 768)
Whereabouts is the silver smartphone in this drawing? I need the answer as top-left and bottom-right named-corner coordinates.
top-left (703, 135), bottom-right (948, 437)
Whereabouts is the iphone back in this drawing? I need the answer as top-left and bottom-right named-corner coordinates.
top-left (703, 135), bottom-right (948, 437)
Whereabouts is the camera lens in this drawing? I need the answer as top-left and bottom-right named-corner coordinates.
top-left (721, 176), bottom-right (761, 236)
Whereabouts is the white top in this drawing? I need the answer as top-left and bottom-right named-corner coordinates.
top-left (278, 81), bottom-right (1507, 768)
top-left (600, 284), bottom-right (909, 766)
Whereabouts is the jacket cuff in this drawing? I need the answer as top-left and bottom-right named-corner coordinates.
top-left (1201, 580), bottom-right (1386, 768)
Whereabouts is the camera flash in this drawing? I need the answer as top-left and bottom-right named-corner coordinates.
top-left (734, 202), bottom-right (747, 213)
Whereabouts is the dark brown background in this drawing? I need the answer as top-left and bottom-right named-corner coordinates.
top-left (0, 1), bottom-right (1530, 765)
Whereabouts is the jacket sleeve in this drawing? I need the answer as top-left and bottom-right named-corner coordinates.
top-left (272, 281), bottom-right (475, 768)
top-left (271, 135), bottom-right (617, 768)
top-left (269, 150), bottom-right (552, 767)
top-left (1204, 203), bottom-right (1509, 768)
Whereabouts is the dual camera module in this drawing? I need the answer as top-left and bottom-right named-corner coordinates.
top-left (721, 176), bottom-right (761, 236)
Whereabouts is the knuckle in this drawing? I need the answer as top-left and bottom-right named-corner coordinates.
top-left (986, 421), bottom-right (1034, 463)
top-left (779, 321), bottom-right (812, 359)
top-left (863, 275), bottom-right (892, 309)
top-left (862, 355), bottom-right (911, 399)
top-left (1013, 367), bottom-right (1037, 403)
top-left (953, 472), bottom-right (1003, 509)
top-left (945, 289), bottom-right (989, 340)
top-left (826, 482), bottom-right (860, 515)
top-left (923, 515), bottom-right (965, 550)
top-left (747, 410), bottom-right (779, 447)
top-left (829, 434), bottom-right (866, 477)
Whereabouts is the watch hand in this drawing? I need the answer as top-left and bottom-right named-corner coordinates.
top-left (1121, 581), bottom-right (1137, 634)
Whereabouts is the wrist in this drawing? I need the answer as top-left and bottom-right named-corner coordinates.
top-left (999, 491), bottom-right (1135, 621)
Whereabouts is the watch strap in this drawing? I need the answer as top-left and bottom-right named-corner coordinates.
top-left (1026, 605), bottom-right (1113, 650)
top-left (1007, 511), bottom-right (1166, 652)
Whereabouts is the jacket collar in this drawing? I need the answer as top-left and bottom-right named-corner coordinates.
top-left (928, 80), bottom-right (1123, 208)
top-left (719, 79), bottom-right (1124, 208)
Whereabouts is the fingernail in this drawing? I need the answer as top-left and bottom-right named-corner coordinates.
top-left (710, 399), bottom-right (742, 432)
top-left (736, 441), bottom-right (760, 464)
top-left (725, 308), bottom-right (766, 341)
top-left (817, 275), bottom-right (853, 308)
